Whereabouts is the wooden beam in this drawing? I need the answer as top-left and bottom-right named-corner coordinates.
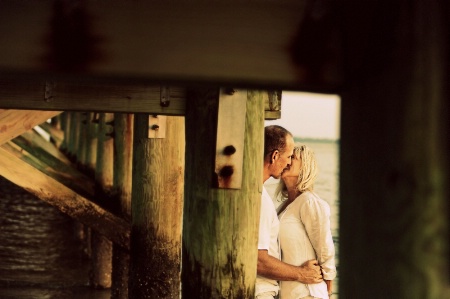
top-left (37, 121), bottom-right (64, 148)
top-left (214, 88), bottom-right (247, 189)
top-left (0, 109), bottom-right (62, 145)
top-left (18, 128), bottom-right (70, 164)
top-left (9, 133), bottom-right (95, 199)
top-left (0, 0), bottom-right (342, 90)
top-left (0, 79), bottom-right (186, 115)
top-left (0, 145), bottom-right (130, 250)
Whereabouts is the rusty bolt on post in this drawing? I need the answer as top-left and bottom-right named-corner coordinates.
top-left (225, 88), bottom-right (236, 95)
top-left (223, 145), bottom-right (236, 155)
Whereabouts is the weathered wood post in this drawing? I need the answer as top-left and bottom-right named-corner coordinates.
top-left (111, 113), bottom-right (134, 299)
top-left (80, 112), bottom-right (99, 258)
top-left (73, 112), bottom-right (89, 248)
top-left (339, 0), bottom-right (449, 297)
top-left (76, 112), bottom-right (89, 168)
top-left (129, 114), bottom-right (185, 298)
top-left (85, 112), bottom-right (99, 177)
top-left (60, 112), bottom-right (70, 154)
top-left (68, 112), bottom-right (81, 162)
top-left (91, 112), bottom-right (114, 288)
top-left (182, 89), bottom-right (263, 298)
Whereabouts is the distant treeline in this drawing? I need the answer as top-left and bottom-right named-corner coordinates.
top-left (294, 137), bottom-right (340, 144)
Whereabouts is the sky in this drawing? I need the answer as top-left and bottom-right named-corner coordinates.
top-left (264, 91), bottom-right (341, 140)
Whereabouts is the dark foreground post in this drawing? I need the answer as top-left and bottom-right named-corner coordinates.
top-left (129, 114), bottom-right (185, 298)
top-left (182, 89), bottom-right (263, 298)
top-left (339, 0), bottom-right (449, 297)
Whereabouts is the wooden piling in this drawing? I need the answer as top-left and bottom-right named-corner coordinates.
top-left (111, 113), bottom-right (134, 299)
top-left (181, 89), bottom-right (263, 298)
top-left (85, 112), bottom-right (99, 177)
top-left (60, 112), bottom-right (70, 155)
top-left (91, 112), bottom-right (114, 288)
top-left (129, 114), bottom-right (185, 298)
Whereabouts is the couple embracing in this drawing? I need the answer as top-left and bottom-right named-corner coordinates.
top-left (256, 125), bottom-right (336, 299)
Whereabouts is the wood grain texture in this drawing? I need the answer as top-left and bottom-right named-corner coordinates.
top-left (129, 114), bottom-right (185, 298)
top-left (182, 88), bottom-right (263, 298)
top-left (0, 79), bottom-right (186, 115)
top-left (0, 109), bottom-right (61, 145)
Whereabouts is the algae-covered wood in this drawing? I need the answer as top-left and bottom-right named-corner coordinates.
top-left (182, 89), bottom-right (263, 298)
top-left (130, 115), bottom-right (185, 298)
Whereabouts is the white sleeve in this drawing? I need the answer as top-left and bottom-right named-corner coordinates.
top-left (300, 196), bottom-right (337, 280)
top-left (258, 195), bottom-right (271, 250)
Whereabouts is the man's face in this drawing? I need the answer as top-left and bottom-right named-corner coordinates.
top-left (271, 135), bottom-right (295, 179)
top-left (281, 153), bottom-right (301, 180)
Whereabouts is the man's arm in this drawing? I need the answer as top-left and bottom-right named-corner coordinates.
top-left (257, 250), bottom-right (323, 284)
top-left (326, 280), bottom-right (333, 296)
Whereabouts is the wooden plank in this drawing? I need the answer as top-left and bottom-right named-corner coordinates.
top-left (263, 90), bottom-right (282, 120)
top-left (214, 88), bottom-right (247, 189)
top-left (0, 109), bottom-right (62, 145)
top-left (0, 145), bottom-right (130, 250)
top-left (19, 128), bottom-right (70, 164)
top-left (0, 78), bottom-right (278, 120)
top-left (38, 121), bottom-right (64, 148)
top-left (147, 115), bottom-right (167, 138)
top-left (0, 79), bottom-right (186, 115)
top-left (0, 1), bottom-right (342, 90)
top-left (10, 133), bottom-right (95, 199)
top-left (264, 110), bottom-right (282, 120)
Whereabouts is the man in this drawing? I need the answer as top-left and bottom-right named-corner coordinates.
top-left (256, 125), bottom-right (323, 298)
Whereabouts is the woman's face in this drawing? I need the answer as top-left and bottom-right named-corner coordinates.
top-left (281, 154), bottom-right (302, 181)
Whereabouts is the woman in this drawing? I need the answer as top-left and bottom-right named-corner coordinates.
top-left (276, 145), bottom-right (336, 299)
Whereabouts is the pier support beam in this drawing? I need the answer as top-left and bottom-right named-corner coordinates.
top-left (182, 89), bottom-right (263, 298)
top-left (111, 113), bottom-right (134, 299)
top-left (129, 114), bottom-right (185, 298)
top-left (339, 0), bottom-right (449, 297)
top-left (91, 113), bottom-right (114, 288)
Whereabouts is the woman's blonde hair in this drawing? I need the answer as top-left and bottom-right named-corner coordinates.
top-left (276, 145), bottom-right (318, 199)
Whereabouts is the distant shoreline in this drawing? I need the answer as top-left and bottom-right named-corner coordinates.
top-left (294, 137), bottom-right (340, 144)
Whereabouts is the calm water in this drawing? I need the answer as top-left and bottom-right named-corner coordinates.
top-left (264, 139), bottom-right (340, 298)
top-left (0, 178), bottom-right (110, 299)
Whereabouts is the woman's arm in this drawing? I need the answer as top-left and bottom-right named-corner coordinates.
top-left (300, 195), bottom-right (337, 280)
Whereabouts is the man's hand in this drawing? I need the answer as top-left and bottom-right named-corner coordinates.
top-left (297, 259), bottom-right (323, 284)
